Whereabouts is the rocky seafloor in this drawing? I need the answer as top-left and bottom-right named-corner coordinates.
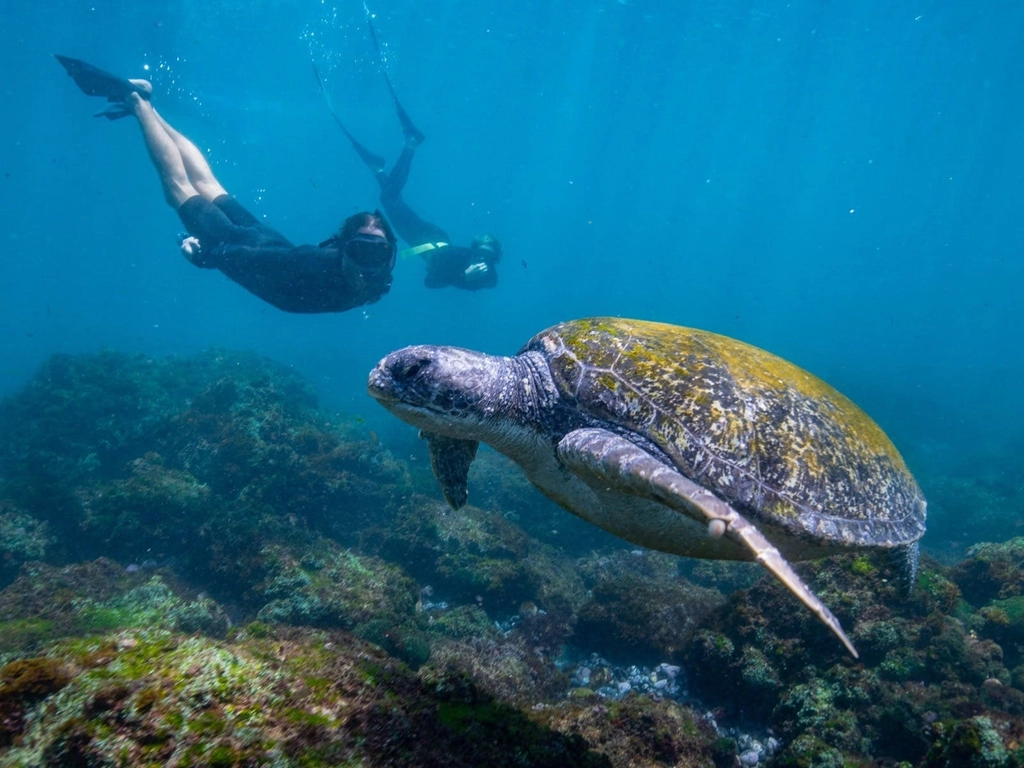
top-left (0, 348), bottom-right (1022, 767)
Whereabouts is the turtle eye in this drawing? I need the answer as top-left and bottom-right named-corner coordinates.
top-left (395, 356), bottom-right (430, 381)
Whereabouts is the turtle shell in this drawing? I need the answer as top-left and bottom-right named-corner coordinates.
top-left (523, 317), bottom-right (926, 548)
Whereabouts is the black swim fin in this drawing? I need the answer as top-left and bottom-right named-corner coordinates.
top-left (365, 17), bottom-right (425, 146)
top-left (55, 54), bottom-right (149, 106)
top-left (92, 103), bottom-right (134, 121)
top-left (386, 72), bottom-right (425, 146)
top-left (313, 63), bottom-right (387, 171)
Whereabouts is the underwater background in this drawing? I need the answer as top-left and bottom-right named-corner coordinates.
top-left (2, 0), bottom-right (1024, 766)
top-left (5, 0), bottom-right (1024, 462)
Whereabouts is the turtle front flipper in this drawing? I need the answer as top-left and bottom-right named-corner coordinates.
top-left (420, 430), bottom-right (479, 509)
top-left (557, 428), bottom-right (859, 659)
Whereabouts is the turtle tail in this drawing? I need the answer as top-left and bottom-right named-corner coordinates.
top-left (885, 541), bottom-right (920, 598)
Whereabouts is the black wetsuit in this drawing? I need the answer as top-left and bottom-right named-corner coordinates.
top-left (320, 38), bottom-right (498, 292)
top-left (374, 146), bottom-right (498, 291)
top-left (177, 195), bottom-right (392, 313)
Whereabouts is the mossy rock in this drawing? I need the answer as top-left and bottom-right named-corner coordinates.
top-left (573, 551), bottom-right (723, 665)
top-left (0, 560), bottom-right (230, 655)
top-left (922, 715), bottom-right (1017, 768)
top-left (950, 539), bottom-right (1024, 606)
top-left (253, 541), bottom-right (418, 631)
top-left (0, 626), bottom-right (611, 768)
top-left (363, 496), bottom-right (586, 615)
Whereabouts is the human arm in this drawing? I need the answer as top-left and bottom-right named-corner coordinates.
top-left (423, 245), bottom-right (498, 291)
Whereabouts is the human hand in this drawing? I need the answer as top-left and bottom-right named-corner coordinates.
top-left (180, 236), bottom-right (203, 264)
top-left (464, 262), bottom-right (489, 280)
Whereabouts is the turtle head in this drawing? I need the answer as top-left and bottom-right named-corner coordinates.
top-left (370, 344), bottom-right (560, 507)
top-left (369, 344), bottom-right (517, 509)
top-left (367, 345), bottom-right (509, 436)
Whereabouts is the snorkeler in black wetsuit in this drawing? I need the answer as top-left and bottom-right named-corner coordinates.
top-left (56, 54), bottom-right (397, 314)
top-left (314, 21), bottom-right (502, 292)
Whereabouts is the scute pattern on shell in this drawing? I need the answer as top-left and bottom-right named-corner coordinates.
top-left (524, 318), bottom-right (925, 548)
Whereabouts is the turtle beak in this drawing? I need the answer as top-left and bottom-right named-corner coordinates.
top-left (367, 347), bottom-right (438, 410)
top-left (366, 360), bottom-right (396, 405)
top-left (366, 361), bottom-right (390, 400)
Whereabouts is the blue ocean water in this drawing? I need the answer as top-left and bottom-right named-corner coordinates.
top-left (2, 0), bottom-right (1022, 548)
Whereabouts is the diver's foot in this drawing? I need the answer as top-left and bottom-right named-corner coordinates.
top-left (128, 78), bottom-right (153, 98)
top-left (94, 81), bottom-right (153, 120)
top-left (351, 142), bottom-right (387, 174)
top-left (395, 105), bottom-right (425, 147)
top-left (403, 127), bottom-right (426, 148)
top-left (399, 112), bottom-right (426, 147)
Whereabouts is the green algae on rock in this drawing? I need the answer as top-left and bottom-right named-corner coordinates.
top-left (686, 550), bottom-right (1024, 766)
top-left (0, 626), bottom-right (613, 768)
top-left (6, 347), bottom-right (1024, 767)
top-left (0, 559), bottom-right (230, 657)
top-left (361, 493), bottom-right (588, 616)
top-left (0, 509), bottom-right (51, 587)
top-left (0, 349), bottom-right (411, 597)
top-left (532, 693), bottom-right (732, 768)
top-left (252, 541), bottom-right (431, 668)
top-left (574, 550), bottom-right (724, 665)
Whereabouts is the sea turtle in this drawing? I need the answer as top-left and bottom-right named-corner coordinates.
top-left (367, 317), bottom-right (927, 657)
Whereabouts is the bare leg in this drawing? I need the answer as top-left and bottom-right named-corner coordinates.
top-left (129, 92), bottom-right (200, 208)
top-left (127, 81), bottom-right (227, 207)
top-left (151, 110), bottom-right (227, 201)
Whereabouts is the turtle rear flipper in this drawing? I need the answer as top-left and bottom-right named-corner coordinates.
top-left (885, 540), bottom-right (920, 598)
top-left (557, 427), bottom-right (859, 659)
top-left (421, 430), bottom-right (479, 509)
